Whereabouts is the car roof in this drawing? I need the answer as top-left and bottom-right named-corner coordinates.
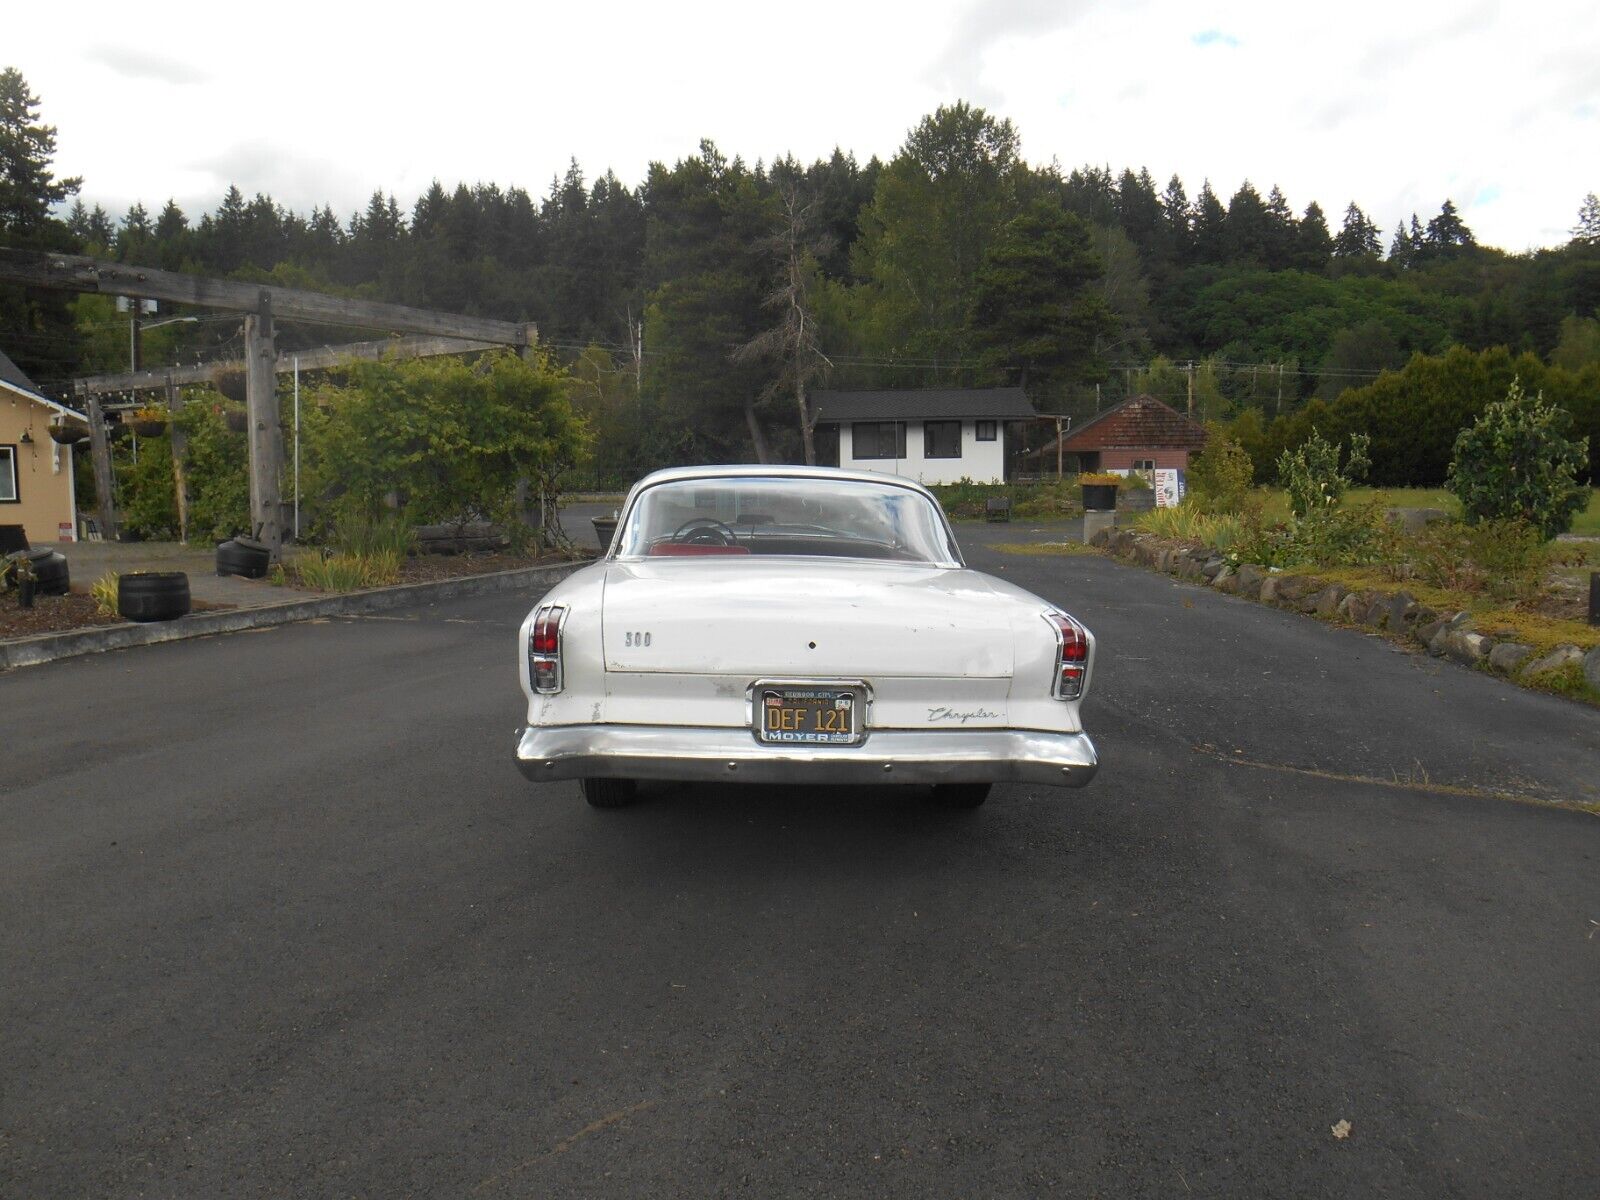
top-left (627, 464), bottom-right (938, 497)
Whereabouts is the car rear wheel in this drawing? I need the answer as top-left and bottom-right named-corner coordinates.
top-left (581, 778), bottom-right (639, 808)
top-left (931, 782), bottom-right (991, 809)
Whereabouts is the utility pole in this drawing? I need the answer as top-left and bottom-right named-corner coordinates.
top-left (166, 375), bottom-right (189, 542)
top-left (84, 393), bottom-right (118, 540)
top-left (1276, 362), bottom-right (1284, 413)
top-left (243, 293), bottom-right (287, 555)
top-left (129, 302), bottom-right (142, 372)
top-left (1186, 361), bottom-right (1195, 418)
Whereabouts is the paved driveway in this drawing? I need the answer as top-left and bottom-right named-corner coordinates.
top-left (2, 536), bottom-right (1596, 1197)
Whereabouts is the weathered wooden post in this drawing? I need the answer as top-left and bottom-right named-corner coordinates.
top-left (165, 374), bottom-right (189, 542)
top-left (243, 293), bottom-right (287, 555)
top-left (83, 392), bottom-right (119, 541)
top-left (1589, 572), bottom-right (1599, 626)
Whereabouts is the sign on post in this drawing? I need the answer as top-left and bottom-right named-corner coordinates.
top-left (1153, 468), bottom-right (1186, 508)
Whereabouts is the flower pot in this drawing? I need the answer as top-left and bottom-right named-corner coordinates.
top-left (49, 425), bottom-right (88, 446)
top-left (592, 516), bottom-right (618, 550)
top-left (1080, 483), bottom-right (1119, 512)
top-left (130, 419), bottom-right (166, 438)
top-left (118, 572), bottom-right (191, 622)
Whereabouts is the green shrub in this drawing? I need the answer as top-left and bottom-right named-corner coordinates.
top-left (1187, 424), bottom-right (1254, 514)
top-left (1394, 518), bottom-right (1548, 600)
top-left (1277, 427), bottom-right (1370, 517)
top-left (90, 571), bottom-right (119, 616)
top-left (115, 432), bottom-right (179, 539)
top-left (1229, 502), bottom-right (1396, 569)
top-left (1445, 378), bottom-right (1589, 540)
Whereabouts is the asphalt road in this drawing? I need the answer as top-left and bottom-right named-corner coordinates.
top-left (3, 528), bottom-right (1598, 1198)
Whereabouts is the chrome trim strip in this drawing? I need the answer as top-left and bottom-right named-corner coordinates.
top-left (514, 724), bottom-right (1098, 789)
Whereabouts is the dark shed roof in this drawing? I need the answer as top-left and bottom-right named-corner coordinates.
top-left (811, 387), bottom-right (1036, 423)
top-left (0, 346), bottom-right (40, 394)
top-left (1057, 395), bottom-right (1207, 452)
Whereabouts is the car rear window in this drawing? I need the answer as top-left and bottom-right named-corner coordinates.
top-left (616, 477), bottom-right (960, 564)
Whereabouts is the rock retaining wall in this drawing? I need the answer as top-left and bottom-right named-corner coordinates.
top-left (1089, 526), bottom-right (1600, 699)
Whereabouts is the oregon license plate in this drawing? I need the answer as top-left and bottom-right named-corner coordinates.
top-left (755, 685), bottom-right (862, 745)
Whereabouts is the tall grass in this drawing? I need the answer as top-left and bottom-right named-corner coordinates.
top-left (295, 550), bottom-right (401, 591)
top-left (336, 511), bottom-right (416, 558)
top-left (1132, 506), bottom-right (1242, 549)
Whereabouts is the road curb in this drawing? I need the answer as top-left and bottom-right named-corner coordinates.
top-left (0, 561), bottom-right (587, 672)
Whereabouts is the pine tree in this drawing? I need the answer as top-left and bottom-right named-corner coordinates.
top-left (1424, 199), bottom-right (1475, 258)
top-left (1192, 180), bottom-right (1227, 264)
top-left (1295, 201), bottom-right (1332, 271)
top-left (1223, 181), bottom-right (1270, 265)
top-left (1161, 174), bottom-right (1191, 262)
top-left (1263, 185), bottom-right (1297, 269)
top-left (1389, 220), bottom-right (1415, 268)
top-left (1572, 192), bottom-right (1600, 244)
top-left (1333, 202), bottom-right (1381, 258)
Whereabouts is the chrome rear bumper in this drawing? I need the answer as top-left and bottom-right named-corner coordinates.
top-left (514, 724), bottom-right (1098, 789)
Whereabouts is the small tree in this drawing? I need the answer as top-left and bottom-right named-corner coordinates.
top-left (1277, 427), bottom-right (1370, 516)
top-left (1186, 423), bottom-right (1254, 513)
top-left (1446, 378), bottom-right (1589, 539)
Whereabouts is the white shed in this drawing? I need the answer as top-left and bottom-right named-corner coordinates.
top-left (811, 388), bottom-right (1037, 485)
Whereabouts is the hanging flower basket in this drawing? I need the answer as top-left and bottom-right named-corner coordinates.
top-left (49, 424), bottom-right (88, 446)
top-left (130, 419), bottom-right (166, 438)
top-left (213, 367), bottom-right (248, 403)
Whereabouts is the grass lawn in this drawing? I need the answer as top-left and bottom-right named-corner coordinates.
top-left (1253, 486), bottom-right (1600, 535)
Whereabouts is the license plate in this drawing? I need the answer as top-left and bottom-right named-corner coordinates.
top-left (755, 684), bottom-right (862, 745)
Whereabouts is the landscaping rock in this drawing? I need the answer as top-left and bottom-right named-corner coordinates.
top-left (1089, 527), bottom-right (1115, 548)
top-left (1520, 644), bottom-right (1584, 678)
top-left (1427, 625), bottom-right (1454, 656)
top-left (1387, 591), bottom-right (1417, 628)
top-left (1314, 585), bottom-right (1347, 616)
top-left (1448, 610), bottom-right (1473, 630)
top-left (1211, 565), bottom-right (1236, 591)
top-left (1363, 598), bottom-right (1389, 627)
top-left (1586, 646), bottom-right (1600, 692)
top-left (1235, 563), bottom-right (1265, 593)
top-left (1410, 605), bottom-right (1438, 631)
top-left (1416, 617), bottom-right (1449, 647)
top-left (1385, 507), bottom-right (1450, 535)
top-left (1201, 558), bottom-right (1225, 580)
top-left (1445, 631), bottom-right (1495, 666)
top-left (1259, 576), bottom-right (1283, 604)
top-left (1337, 593), bottom-right (1365, 622)
top-left (1488, 643), bottom-right (1534, 675)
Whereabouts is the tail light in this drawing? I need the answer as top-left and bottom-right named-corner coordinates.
top-left (1043, 612), bottom-right (1089, 700)
top-left (529, 604), bottom-right (566, 694)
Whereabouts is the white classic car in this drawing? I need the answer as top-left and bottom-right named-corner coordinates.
top-left (515, 466), bottom-right (1098, 808)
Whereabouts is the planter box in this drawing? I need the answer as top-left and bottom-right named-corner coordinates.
top-left (1080, 484), bottom-right (1119, 512)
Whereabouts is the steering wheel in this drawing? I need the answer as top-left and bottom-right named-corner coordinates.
top-left (672, 518), bottom-right (739, 546)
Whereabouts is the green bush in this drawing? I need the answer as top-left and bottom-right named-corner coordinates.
top-left (1187, 424), bottom-right (1254, 513)
top-left (1229, 502), bottom-right (1396, 569)
top-left (1445, 378), bottom-right (1589, 540)
top-left (332, 506), bottom-right (416, 558)
top-left (294, 550), bottom-right (401, 591)
top-left (177, 396), bottom-right (251, 542)
top-left (116, 433), bottom-right (179, 539)
top-left (1277, 427), bottom-right (1370, 517)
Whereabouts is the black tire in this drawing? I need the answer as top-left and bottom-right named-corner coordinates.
top-left (581, 778), bottom-right (639, 808)
top-left (931, 782), bottom-right (992, 809)
top-left (118, 572), bottom-right (191, 622)
top-left (7, 549), bottom-right (69, 596)
top-left (216, 538), bottom-right (270, 579)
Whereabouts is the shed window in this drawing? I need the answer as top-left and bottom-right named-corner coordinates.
top-left (852, 422), bottom-right (907, 460)
top-left (923, 420), bottom-right (962, 459)
top-left (0, 445), bottom-right (17, 503)
top-left (975, 420), bottom-right (997, 441)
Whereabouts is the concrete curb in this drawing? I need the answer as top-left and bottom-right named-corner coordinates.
top-left (0, 561), bottom-right (587, 672)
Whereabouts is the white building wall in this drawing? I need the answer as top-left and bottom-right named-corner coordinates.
top-left (840, 420), bottom-right (1006, 485)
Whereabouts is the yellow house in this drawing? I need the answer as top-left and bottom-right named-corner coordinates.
top-left (1, 347), bottom-right (79, 546)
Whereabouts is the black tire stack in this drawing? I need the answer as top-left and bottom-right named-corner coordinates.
top-left (118, 572), bottom-right (191, 622)
top-left (6, 548), bottom-right (70, 595)
top-left (216, 537), bottom-right (271, 579)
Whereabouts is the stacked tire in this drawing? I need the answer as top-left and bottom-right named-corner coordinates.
top-left (7, 548), bottom-right (70, 596)
top-left (118, 572), bottom-right (191, 622)
top-left (216, 536), bottom-right (271, 579)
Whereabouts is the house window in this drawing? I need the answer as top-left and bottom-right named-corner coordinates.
top-left (975, 420), bottom-right (997, 442)
top-left (924, 420), bottom-right (962, 459)
top-left (1131, 458), bottom-right (1155, 472)
top-left (0, 445), bottom-right (17, 503)
top-left (852, 422), bottom-right (906, 460)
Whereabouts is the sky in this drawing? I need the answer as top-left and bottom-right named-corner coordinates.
top-left (8, 0), bottom-right (1597, 252)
